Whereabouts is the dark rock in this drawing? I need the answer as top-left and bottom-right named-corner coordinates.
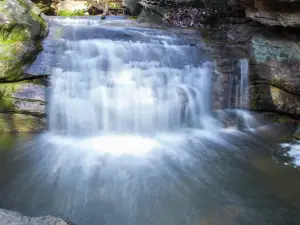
top-left (246, 7), bottom-right (300, 27)
top-left (250, 83), bottom-right (300, 117)
top-left (31, 0), bottom-right (56, 15)
top-left (250, 32), bottom-right (300, 95)
top-left (122, 0), bottom-right (142, 16)
top-left (88, 6), bottom-right (103, 15)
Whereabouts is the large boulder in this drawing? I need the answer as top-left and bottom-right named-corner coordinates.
top-left (250, 84), bottom-right (300, 117)
top-left (0, 208), bottom-right (69, 225)
top-left (0, 0), bottom-right (48, 81)
top-left (250, 33), bottom-right (300, 95)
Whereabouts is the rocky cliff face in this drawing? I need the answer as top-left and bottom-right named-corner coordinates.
top-left (230, 0), bottom-right (300, 117)
top-left (125, 0), bottom-right (300, 117)
top-left (0, 0), bottom-right (48, 132)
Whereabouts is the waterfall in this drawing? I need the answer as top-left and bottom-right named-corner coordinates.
top-left (238, 58), bottom-right (249, 109)
top-left (47, 17), bottom-right (217, 136)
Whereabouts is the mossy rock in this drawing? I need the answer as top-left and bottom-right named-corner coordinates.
top-left (250, 84), bottom-right (300, 117)
top-left (251, 35), bottom-right (300, 64)
top-left (57, 9), bottom-right (86, 16)
top-left (109, 1), bottom-right (122, 9)
top-left (0, 0), bottom-right (48, 80)
top-left (0, 113), bottom-right (45, 132)
top-left (32, 0), bottom-right (55, 15)
top-left (0, 80), bottom-right (46, 116)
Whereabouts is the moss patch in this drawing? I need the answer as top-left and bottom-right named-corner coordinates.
top-left (109, 1), bottom-right (122, 9)
top-left (57, 9), bottom-right (86, 16)
top-left (0, 113), bottom-right (45, 132)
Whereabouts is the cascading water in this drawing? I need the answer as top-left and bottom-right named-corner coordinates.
top-left (48, 18), bottom-right (217, 136)
top-left (3, 17), bottom-right (299, 225)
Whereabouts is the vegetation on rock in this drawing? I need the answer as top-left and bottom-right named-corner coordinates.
top-left (0, 0), bottom-right (48, 132)
top-left (57, 9), bottom-right (86, 16)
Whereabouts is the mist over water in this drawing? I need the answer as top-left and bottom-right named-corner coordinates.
top-left (1, 17), bottom-right (300, 225)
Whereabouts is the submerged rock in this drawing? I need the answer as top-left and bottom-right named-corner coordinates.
top-left (0, 208), bottom-right (69, 225)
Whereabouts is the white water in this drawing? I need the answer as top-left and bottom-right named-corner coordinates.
top-left (48, 18), bottom-right (221, 137)
top-left (5, 18), bottom-right (300, 225)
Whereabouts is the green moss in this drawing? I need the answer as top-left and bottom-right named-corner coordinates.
top-left (34, 1), bottom-right (53, 14)
top-left (109, 1), bottom-right (122, 9)
top-left (127, 15), bottom-right (138, 20)
top-left (0, 113), bottom-right (45, 132)
top-left (8, 26), bottom-right (31, 42)
top-left (0, 0), bottom-right (47, 80)
top-left (16, 0), bottom-right (27, 8)
top-left (29, 8), bottom-right (48, 32)
top-left (57, 9), bottom-right (86, 16)
top-left (0, 41), bottom-right (43, 80)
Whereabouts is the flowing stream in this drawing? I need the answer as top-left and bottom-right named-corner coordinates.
top-left (0, 16), bottom-right (300, 225)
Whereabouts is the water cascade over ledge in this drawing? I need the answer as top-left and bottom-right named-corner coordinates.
top-left (47, 20), bottom-right (220, 136)
top-left (2, 17), bottom-right (300, 225)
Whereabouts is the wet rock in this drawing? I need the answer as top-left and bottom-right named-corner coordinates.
top-left (31, 0), bottom-right (56, 15)
top-left (250, 32), bottom-right (300, 95)
top-left (250, 84), bottom-right (300, 117)
top-left (0, 0), bottom-right (48, 80)
top-left (0, 113), bottom-right (45, 132)
top-left (251, 121), bottom-right (299, 142)
top-left (225, 24), bottom-right (300, 116)
top-left (122, 0), bottom-right (142, 15)
top-left (88, 6), bottom-right (103, 15)
top-left (0, 81), bottom-right (46, 117)
top-left (0, 208), bottom-right (68, 225)
top-left (246, 7), bottom-right (300, 27)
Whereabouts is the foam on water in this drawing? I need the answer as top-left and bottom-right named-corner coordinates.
top-left (281, 142), bottom-right (300, 166)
